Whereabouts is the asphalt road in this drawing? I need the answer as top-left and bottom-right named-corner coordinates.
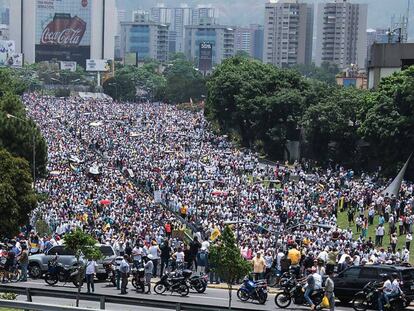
top-left (3, 279), bottom-right (363, 311)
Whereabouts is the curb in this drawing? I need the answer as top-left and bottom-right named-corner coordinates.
top-left (206, 283), bottom-right (279, 293)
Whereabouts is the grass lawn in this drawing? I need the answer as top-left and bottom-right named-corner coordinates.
top-left (337, 211), bottom-right (413, 263)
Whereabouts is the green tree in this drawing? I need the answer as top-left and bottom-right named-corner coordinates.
top-left (358, 66), bottom-right (414, 176)
top-left (103, 62), bottom-right (167, 101)
top-left (64, 228), bottom-right (102, 307)
top-left (164, 58), bottom-right (206, 104)
top-left (209, 226), bottom-right (251, 309)
top-left (292, 61), bottom-right (340, 85)
top-left (0, 148), bottom-right (37, 237)
top-left (302, 87), bottom-right (367, 166)
top-left (0, 93), bottom-right (48, 177)
top-left (235, 50), bottom-right (251, 58)
top-left (206, 56), bottom-right (309, 159)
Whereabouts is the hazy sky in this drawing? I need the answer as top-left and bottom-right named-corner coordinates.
top-left (117, 0), bottom-right (413, 37)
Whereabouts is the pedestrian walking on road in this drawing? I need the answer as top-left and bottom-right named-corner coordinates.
top-left (120, 255), bottom-right (130, 295)
top-left (18, 245), bottom-right (29, 282)
top-left (114, 255), bottom-right (123, 290)
top-left (325, 270), bottom-right (335, 311)
top-left (143, 255), bottom-right (153, 294)
top-left (86, 258), bottom-right (97, 293)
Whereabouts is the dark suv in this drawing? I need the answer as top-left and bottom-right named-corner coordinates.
top-left (333, 264), bottom-right (414, 304)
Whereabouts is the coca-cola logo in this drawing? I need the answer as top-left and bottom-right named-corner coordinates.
top-left (40, 15), bottom-right (86, 46)
top-left (41, 28), bottom-right (83, 45)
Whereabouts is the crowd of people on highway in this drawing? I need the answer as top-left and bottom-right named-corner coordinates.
top-left (1, 93), bottom-right (413, 309)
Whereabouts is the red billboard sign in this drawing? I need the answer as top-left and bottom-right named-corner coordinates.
top-left (40, 13), bottom-right (86, 46)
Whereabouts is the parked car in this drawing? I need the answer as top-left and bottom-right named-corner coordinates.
top-left (333, 264), bottom-right (414, 304)
top-left (29, 244), bottom-right (116, 280)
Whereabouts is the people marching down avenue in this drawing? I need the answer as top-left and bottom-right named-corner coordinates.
top-left (2, 93), bottom-right (414, 311)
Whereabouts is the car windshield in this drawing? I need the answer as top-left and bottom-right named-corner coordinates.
top-left (100, 246), bottom-right (114, 257)
top-left (401, 269), bottom-right (414, 282)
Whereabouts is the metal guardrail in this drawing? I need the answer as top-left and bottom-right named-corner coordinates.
top-left (0, 299), bottom-right (100, 311)
top-left (0, 285), bottom-right (258, 311)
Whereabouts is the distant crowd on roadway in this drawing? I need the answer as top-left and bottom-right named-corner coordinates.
top-left (0, 94), bottom-right (412, 310)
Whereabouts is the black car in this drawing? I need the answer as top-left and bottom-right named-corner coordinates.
top-left (333, 264), bottom-right (414, 304)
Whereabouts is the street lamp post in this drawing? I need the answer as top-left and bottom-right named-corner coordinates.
top-left (6, 114), bottom-right (36, 189)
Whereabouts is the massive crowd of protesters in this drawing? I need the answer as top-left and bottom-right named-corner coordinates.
top-left (1, 94), bottom-right (413, 291)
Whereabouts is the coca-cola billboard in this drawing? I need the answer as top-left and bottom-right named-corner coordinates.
top-left (35, 0), bottom-right (91, 65)
top-left (40, 14), bottom-right (86, 46)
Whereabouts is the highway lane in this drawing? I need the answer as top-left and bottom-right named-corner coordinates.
top-left (4, 279), bottom-right (362, 311)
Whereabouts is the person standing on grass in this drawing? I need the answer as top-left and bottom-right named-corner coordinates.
top-left (85, 258), bottom-right (98, 293)
top-left (406, 233), bottom-right (412, 250)
top-left (390, 233), bottom-right (398, 254)
top-left (378, 224), bottom-right (385, 246)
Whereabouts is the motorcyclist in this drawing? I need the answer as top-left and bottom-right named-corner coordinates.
top-left (384, 273), bottom-right (402, 308)
top-left (304, 267), bottom-right (322, 310)
top-left (378, 274), bottom-right (393, 311)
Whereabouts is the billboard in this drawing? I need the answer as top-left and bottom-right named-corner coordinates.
top-left (60, 61), bottom-right (77, 72)
top-left (199, 42), bottom-right (213, 72)
top-left (0, 40), bottom-right (23, 68)
top-left (35, 0), bottom-right (91, 66)
top-left (124, 52), bottom-right (138, 66)
top-left (7, 53), bottom-right (23, 68)
top-left (86, 59), bottom-right (110, 72)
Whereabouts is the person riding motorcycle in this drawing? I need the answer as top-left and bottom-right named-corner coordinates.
top-left (378, 274), bottom-right (394, 311)
top-left (303, 267), bottom-right (322, 310)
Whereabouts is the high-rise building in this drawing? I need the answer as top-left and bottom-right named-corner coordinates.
top-left (150, 4), bottom-right (218, 53)
top-left (263, 0), bottom-right (313, 68)
top-left (315, 0), bottom-right (367, 69)
top-left (120, 13), bottom-right (169, 63)
top-left (192, 5), bottom-right (217, 25)
top-left (234, 24), bottom-right (264, 61)
top-left (10, 0), bottom-right (117, 65)
top-left (185, 19), bottom-right (234, 69)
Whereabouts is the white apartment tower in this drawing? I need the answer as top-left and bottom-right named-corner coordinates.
top-left (263, 0), bottom-right (313, 67)
top-left (315, 0), bottom-right (367, 69)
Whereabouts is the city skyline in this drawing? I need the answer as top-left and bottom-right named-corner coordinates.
top-left (117, 0), bottom-right (413, 39)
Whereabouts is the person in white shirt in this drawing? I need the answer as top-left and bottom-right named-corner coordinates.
top-left (132, 244), bottom-right (143, 268)
top-left (173, 247), bottom-right (185, 270)
top-left (148, 241), bottom-right (160, 277)
top-left (119, 255), bottom-right (130, 295)
top-left (85, 259), bottom-right (98, 293)
top-left (406, 233), bottom-right (412, 250)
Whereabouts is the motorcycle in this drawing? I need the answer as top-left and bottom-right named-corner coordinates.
top-left (44, 257), bottom-right (82, 287)
top-left (174, 269), bottom-right (208, 293)
top-left (352, 281), bottom-right (407, 311)
top-left (237, 276), bottom-right (268, 305)
top-left (103, 262), bottom-right (116, 287)
top-left (154, 270), bottom-right (190, 297)
top-left (187, 272), bottom-right (208, 293)
top-left (131, 267), bottom-right (150, 293)
top-left (274, 276), bottom-right (324, 309)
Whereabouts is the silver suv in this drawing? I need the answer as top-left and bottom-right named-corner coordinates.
top-left (29, 244), bottom-right (116, 280)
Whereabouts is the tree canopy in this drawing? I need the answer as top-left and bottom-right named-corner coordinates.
top-left (0, 148), bottom-right (37, 237)
top-left (206, 57), bottom-right (414, 177)
top-left (206, 56), bottom-right (310, 159)
top-left (0, 92), bottom-right (48, 177)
